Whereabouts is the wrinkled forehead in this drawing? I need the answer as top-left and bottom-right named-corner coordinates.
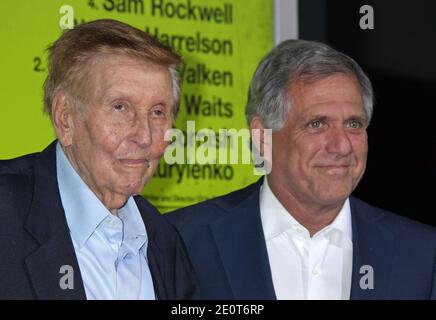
top-left (75, 54), bottom-right (173, 104)
top-left (287, 74), bottom-right (366, 119)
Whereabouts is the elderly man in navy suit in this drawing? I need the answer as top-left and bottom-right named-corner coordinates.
top-left (167, 39), bottom-right (436, 300)
top-left (0, 19), bottom-right (197, 299)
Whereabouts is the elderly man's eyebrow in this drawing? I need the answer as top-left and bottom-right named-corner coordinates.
top-left (303, 114), bottom-right (330, 122)
top-left (345, 115), bottom-right (367, 122)
top-left (101, 90), bottom-right (131, 103)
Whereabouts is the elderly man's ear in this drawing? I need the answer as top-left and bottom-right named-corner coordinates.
top-left (51, 91), bottom-right (76, 147)
top-left (250, 116), bottom-right (272, 163)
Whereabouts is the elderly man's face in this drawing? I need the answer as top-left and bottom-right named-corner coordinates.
top-left (61, 55), bottom-right (174, 208)
top-left (269, 74), bottom-right (368, 208)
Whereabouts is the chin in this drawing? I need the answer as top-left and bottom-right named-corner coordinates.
top-left (121, 179), bottom-right (146, 196)
top-left (319, 190), bottom-right (351, 205)
top-left (315, 184), bottom-right (352, 203)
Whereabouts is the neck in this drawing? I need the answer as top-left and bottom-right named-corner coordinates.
top-left (267, 179), bottom-right (345, 237)
top-left (97, 192), bottom-right (128, 216)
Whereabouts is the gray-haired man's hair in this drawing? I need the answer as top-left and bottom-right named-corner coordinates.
top-left (246, 39), bottom-right (374, 130)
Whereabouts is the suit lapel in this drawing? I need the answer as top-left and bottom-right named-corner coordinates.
top-left (24, 229), bottom-right (86, 300)
top-left (134, 196), bottom-right (168, 300)
top-left (24, 142), bottom-right (86, 300)
top-left (146, 241), bottom-right (167, 300)
top-left (209, 180), bottom-right (276, 299)
top-left (350, 197), bottom-right (394, 299)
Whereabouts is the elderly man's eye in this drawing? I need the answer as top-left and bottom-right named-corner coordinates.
top-left (308, 120), bottom-right (322, 129)
top-left (151, 107), bottom-right (166, 118)
top-left (113, 103), bottom-right (127, 111)
top-left (347, 119), bottom-right (362, 129)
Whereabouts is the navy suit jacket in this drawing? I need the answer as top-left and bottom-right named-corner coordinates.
top-left (167, 179), bottom-right (436, 299)
top-left (0, 141), bottom-right (198, 299)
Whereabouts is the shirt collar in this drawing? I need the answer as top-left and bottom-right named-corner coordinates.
top-left (56, 142), bottom-right (147, 250)
top-left (118, 197), bottom-right (148, 254)
top-left (259, 176), bottom-right (352, 241)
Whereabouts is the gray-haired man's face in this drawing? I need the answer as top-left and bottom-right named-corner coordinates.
top-left (269, 73), bottom-right (368, 208)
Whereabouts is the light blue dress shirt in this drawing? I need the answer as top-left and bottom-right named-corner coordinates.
top-left (56, 143), bottom-right (155, 300)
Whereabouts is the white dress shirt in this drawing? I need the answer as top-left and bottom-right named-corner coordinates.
top-left (260, 177), bottom-right (353, 300)
top-left (56, 143), bottom-right (155, 300)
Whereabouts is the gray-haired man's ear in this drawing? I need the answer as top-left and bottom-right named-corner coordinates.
top-left (250, 116), bottom-right (272, 175)
top-left (51, 91), bottom-right (75, 147)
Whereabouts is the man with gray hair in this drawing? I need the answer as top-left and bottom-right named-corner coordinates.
top-left (0, 19), bottom-right (197, 299)
top-left (168, 39), bottom-right (436, 299)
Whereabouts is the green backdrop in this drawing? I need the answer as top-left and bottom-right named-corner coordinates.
top-left (0, 0), bottom-right (273, 212)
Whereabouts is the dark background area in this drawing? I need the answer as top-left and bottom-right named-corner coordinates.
top-left (299, 0), bottom-right (436, 226)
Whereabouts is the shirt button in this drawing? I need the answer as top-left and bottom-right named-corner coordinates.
top-left (312, 268), bottom-right (320, 276)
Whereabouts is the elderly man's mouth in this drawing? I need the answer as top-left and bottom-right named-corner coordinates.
top-left (317, 165), bottom-right (350, 175)
top-left (118, 159), bottom-right (150, 167)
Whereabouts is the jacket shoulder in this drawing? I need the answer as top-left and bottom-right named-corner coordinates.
top-left (0, 171), bottom-right (34, 233)
top-left (351, 196), bottom-right (436, 239)
top-left (166, 181), bottom-right (261, 230)
top-left (0, 153), bottom-right (38, 175)
top-left (0, 153), bottom-right (38, 222)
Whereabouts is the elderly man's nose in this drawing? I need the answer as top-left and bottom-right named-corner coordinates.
top-left (133, 117), bottom-right (152, 147)
top-left (326, 127), bottom-right (353, 155)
